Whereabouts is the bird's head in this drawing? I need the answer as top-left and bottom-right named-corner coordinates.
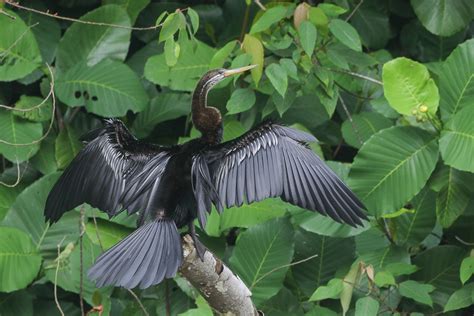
top-left (200, 64), bottom-right (257, 89)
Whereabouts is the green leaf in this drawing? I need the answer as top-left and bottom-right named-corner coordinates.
top-left (187, 8), bottom-right (200, 35)
top-left (164, 37), bottom-right (180, 66)
top-left (382, 57), bottom-right (439, 116)
top-left (226, 88), bottom-right (256, 115)
top-left (159, 12), bottom-right (185, 42)
top-left (413, 246), bottom-right (466, 306)
top-left (411, 0), bottom-right (474, 37)
top-left (309, 278), bottom-right (343, 301)
top-left (348, 126), bottom-right (439, 216)
top-left (13, 95), bottom-right (52, 122)
top-left (2, 173), bottom-right (80, 261)
top-left (341, 112), bottom-right (393, 148)
top-left (103, 0), bottom-right (150, 23)
top-left (0, 227), bottom-right (41, 292)
top-left (85, 217), bottom-right (133, 250)
top-left (319, 3), bottom-right (347, 17)
top-left (0, 10), bottom-right (42, 81)
top-left (265, 63), bottom-right (287, 97)
top-left (298, 20), bottom-right (317, 58)
top-left (392, 188), bottom-right (437, 247)
top-left (292, 229), bottom-right (355, 296)
top-left (210, 41), bottom-right (236, 68)
top-left (434, 165), bottom-right (474, 227)
top-left (329, 19), bottom-right (362, 51)
top-left (55, 126), bottom-right (82, 169)
top-left (355, 296), bottom-right (379, 316)
top-left (242, 35), bottom-right (264, 86)
top-left (460, 256), bottom-right (474, 284)
top-left (56, 59), bottom-right (148, 117)
top-left (439, 105), bottom-right (474, 173)
top-left (132, 93), bottom-right (190, 138)
top-left (56, 5), bottom-right (131, 74)
top-left (145, 40), bottom-right (215, 91)
top-left (31, 136), bottom-right (58, 175)
top-left (230, 217), bottom-right (294, 304)
top-left (0, 186), bottom-right (22, 221)
top-left (439, 39), bottom-right (474, 121)
top-left (250, 6), bottom-right (288, 34)
top-left (399, 280), bottom-right (435, 307)
top-left (374, 271), bottom-right (396, 287)
top-left (444, 283), bottom-right (474, 312)
top-left (0, 110), bottom-right (42, 162)
top-left (0, 291), bottom-right (34, 316)
top-left (219, 198), bottom-right (287, 232)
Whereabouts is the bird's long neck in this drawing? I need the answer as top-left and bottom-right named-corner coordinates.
top-left (192, 77), bottom-right (222, 144)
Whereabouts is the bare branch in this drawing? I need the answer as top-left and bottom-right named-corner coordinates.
top-left (179, 235), bottom-right (258, 315)
top-left (326, 67), bottom-right (383, 86)
top-left (54, 237), bottom-right (67, 316)
top-left (345, 0), bottom-right (364, 22)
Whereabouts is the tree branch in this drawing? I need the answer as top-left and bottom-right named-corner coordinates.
top-left (179, 235), bottom-right (258, 315)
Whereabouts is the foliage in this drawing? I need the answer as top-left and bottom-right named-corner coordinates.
top-left (0, 0), bottom-right (473, 315)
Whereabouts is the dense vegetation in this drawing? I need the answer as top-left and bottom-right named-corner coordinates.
top-left (0, 0), bottom-right (473, 315)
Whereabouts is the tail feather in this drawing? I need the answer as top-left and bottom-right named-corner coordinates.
top-left (88, 219), bottom-right (182, 289)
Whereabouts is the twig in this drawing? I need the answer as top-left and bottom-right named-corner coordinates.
top-left (5, 1), bottom-right (187, 31)
top-left (455, 236), bottom-right (474, 246)
top-left (0, 8), bottom-right (16, 19)
top-left (239, 3), bottom-right (250, 42)
top-left (54, 237), bottom-right (67, 316)
top-left (79, 207), bottom-right (85, 316)
top-left (326, 67), bottom-right (383, 86)
top-left (345, 0), bottom-right (364, 22)
top-left (251, 253), bottom-right (319, 288)
top-left (92, 213), bottom-right (150, 316)
top-left (254, 0), bottom-right (266, 10)
top-left (0, 64), bottom-right (56, 146)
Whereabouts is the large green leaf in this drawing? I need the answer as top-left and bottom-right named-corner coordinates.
top-left (132, 93), bottom-right (191, 138)
top-left (0, 291), bottom-right (34, 316)
top-left (0, 10), bottom-right (42, 81)
top-left (341, 112), bottom-right (393, 148)
top-left (410, 0), bottom-right (474, 37)
top-left (392, 188), bottom-right (437, 247)
top-left (355, 296), bottom-right (379, 316)
top-left (292, 229), bottom-right (355, 297)
top-left (56, 4), bottom-right (131, 74)
top-left (2, 173), bottom-right (80, 261)
top-left (13, 95), bottom-right (52, 122)
top-left (145, 40), bottom-right (215, 91)
top-left (0, 110), bottom-right (42, 163)
top-left (348, 126), bottom-right (439, 216)
top-left (0, 186), bottom-right (23, 221)
top-left (0, 227), bottom-right (42, 292)
top-left (226, 88), bottom-right (256, 114)
top-left (439, 39), bottom-right (474, 121)
top-left (439, 106), bottom-right (474, 172)
top-left (298, 20), bottom-right (317, 58)
top-left (242, 35), bottom-right (264, 86)
top-left (351, 3), bottom-right (389, 49)
top-left (413, 246), bottom-right (466, 306)
top-left (382, 57), bottom-right (439, 116)
top-left (299, 212), bottom-right (369, 238)
top-left (265, 64), bottom-right (288, 97)
top-left (56, 59), bottom-right (148, 117)
top-left (431, 165), bottom-right (474, 227)
top-left (229, 217), bottom-right (294, 304)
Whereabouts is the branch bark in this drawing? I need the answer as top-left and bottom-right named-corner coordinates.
top-left (179, 235), bottom-right (258, 316)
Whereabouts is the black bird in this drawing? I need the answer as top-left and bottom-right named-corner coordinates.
top-left (45, 65), bottom-right (367, 289)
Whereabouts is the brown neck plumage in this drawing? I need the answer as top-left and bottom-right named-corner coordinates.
top-left (192, 73), bottom-right (223, 144)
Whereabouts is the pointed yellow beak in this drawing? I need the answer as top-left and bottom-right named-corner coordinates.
top-left (223, 64), bottom-right (257, 77)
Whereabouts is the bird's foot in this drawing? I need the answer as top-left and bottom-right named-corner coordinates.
top-left (188, 222), bottom-right (206, 261)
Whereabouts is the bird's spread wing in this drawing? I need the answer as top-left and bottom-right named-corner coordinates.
top-left (45, 119), bottom-right (170, 223)
top-left (195, 122), bottom-right (367, 227)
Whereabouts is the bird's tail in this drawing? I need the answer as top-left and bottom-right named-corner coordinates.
top-left (88, 219), bottom-right (182, 289)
